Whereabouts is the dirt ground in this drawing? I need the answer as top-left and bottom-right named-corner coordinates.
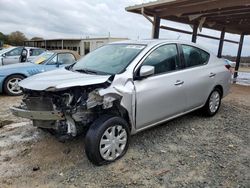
top-left (0, 84), bottom-right (249, 188)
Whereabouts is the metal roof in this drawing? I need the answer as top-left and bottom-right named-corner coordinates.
top-left (126, 0), bottom-right (250, 35)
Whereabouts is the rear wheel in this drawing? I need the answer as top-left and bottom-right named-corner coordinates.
top-left (4, 75), bottom-right (25, 96)
top-left (85, 115), bottom-right (130, 166)
top-left (202, 88), bottom-right (221, 116)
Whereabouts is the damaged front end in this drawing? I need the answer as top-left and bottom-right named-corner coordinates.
top-left (10, 81), bottom-right (121, 137)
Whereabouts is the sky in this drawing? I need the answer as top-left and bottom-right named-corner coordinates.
top-left (0, 0), bottom-right (249, 56)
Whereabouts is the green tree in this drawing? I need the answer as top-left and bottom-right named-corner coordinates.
top-left (0, 32), bottom-right (8, 44)
top-left (8, 31), bottom-right (28, 46)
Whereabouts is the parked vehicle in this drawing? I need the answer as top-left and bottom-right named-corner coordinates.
top-left (11, 40), bottom-right (231, 165)
top-left (0, 47), bottom-right (15, 55)
top-left (0, 47), bottom-right (16, 65)
top-left (0, 50), bottom-right (80, 95)
top-left (0, 47), bottom-right (45, 66)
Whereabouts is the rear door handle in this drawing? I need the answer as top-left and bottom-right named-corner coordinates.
top-left (174, 80), bottom-right (184, 86)
top-left (209, 73), bottom-right (216, 77)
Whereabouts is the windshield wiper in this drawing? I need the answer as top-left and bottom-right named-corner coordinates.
top-left (74, 68), bottom-right (111, 75)
top-left (74, 68), bottom-right (99, 74)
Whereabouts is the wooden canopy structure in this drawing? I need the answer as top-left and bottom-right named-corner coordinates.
top-left (126, 0), bottom-right (250, 78)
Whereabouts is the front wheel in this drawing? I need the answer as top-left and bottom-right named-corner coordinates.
top-left (4, 74), bottom-right (25, 96)
top-left (85, 115), bottom-right (130, 166)
top-left (202, 88), bottom-right (222, 116)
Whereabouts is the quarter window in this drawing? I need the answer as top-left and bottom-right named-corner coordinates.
top-left (182, 45), bottom-right (209, 68)
top-left (142, 44), bottom-right (180, 75)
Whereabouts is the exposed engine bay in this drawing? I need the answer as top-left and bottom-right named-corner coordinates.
top-left (15, 81), bottom-right (128, 137)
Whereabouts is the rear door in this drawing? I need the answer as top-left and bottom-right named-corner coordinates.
top-left (179, 44), bottom-right (215, 109)
top-left (134, 44), bottom-right (187, 130)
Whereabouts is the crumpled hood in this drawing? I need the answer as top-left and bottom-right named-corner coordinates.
top-left (19, 68), bottom-right (111, 91)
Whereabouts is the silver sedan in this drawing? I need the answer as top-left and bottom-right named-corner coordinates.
top-left (11, 40), bottom-right (231, 165)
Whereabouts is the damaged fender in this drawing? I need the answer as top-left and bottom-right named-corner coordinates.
top-left (96, 78), bottom-right (137, 134)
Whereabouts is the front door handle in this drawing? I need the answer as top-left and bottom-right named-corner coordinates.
top-left (174, 80), bottom-right (184, 86)
top-left (209, 73), bottom-right (216, 77)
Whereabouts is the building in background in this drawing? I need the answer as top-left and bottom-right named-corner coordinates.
top-left (24, 37), bottom-right (128, 56)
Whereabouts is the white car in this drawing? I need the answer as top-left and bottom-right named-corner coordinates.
top-left (0, 47), bottom-right (45, 66)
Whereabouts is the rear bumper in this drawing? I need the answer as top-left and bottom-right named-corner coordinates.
top-left (10, 106), bottom-right (65, 120)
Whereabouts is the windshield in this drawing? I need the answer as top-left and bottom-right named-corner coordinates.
top-left (31, 51), bottom-right (55, 64)
top-left (73, 44), bottom-right (145, 75)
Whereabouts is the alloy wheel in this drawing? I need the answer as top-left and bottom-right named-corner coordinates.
top-left (7, 77), bottom-right (22, 95)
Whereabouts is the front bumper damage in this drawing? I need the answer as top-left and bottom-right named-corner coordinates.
top-left (11, 74), bottom-right (137, 136)
top-left (10, 106), bottom-right (65, 121)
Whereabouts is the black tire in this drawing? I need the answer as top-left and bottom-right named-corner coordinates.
top-left (85, 115), bottom-right (130, 166)
top-left (202, 88), bottom-right (222, 116)
top-left (4, 74), bottom-right (25, 96)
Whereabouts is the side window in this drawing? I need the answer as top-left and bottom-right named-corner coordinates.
top-left (6, 47), bottom-right (23, 56)
top-left (182, 45), bottom-right (210, 68)
top-left (58, 53), bottom-right (76, 64)
top-left (30, 49), bottom-right (44, 56)
top-left (142, 44), bottom-right (180, 75)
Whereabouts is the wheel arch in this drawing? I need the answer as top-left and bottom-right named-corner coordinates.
top-left (214, 84), bottom-right (223, 97)
top-left (3, 73), bottom-right (27, 92)
top-left (101, 101), bottom-right (132, 132)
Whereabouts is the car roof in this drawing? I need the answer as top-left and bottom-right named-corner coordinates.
top-left (25, 47), bottom-right (44, 50)
top-left (51, 50), bottom-right (81, 60)
top-left (110, 39), bottom-right (211, 54)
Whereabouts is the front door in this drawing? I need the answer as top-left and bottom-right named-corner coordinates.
top-left (134, 44), bottom-right (187, 130)
top-left (2, 47), bottom-right (23, 65)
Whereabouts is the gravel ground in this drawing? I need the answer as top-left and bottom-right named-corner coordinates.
top-left (0, 84), bottom-right (249, 188)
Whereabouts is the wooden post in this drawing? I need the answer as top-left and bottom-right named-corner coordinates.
top-left (191, 24), bottom-right (198, 43)
top-left (152, 16), bottom-right (160, 39)
top-left (217, 27), bottom-right (225, 58)
top-left (234, 33), bottom-right (245, 79)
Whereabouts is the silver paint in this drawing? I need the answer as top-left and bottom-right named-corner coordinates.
top-left (16, 40), bottom-right (232, 135)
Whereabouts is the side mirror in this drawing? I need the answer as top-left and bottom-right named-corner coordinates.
top-left (139, 65), bottom-right (155, 78)
top-left (2, 53), bottom-right (6, 57)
